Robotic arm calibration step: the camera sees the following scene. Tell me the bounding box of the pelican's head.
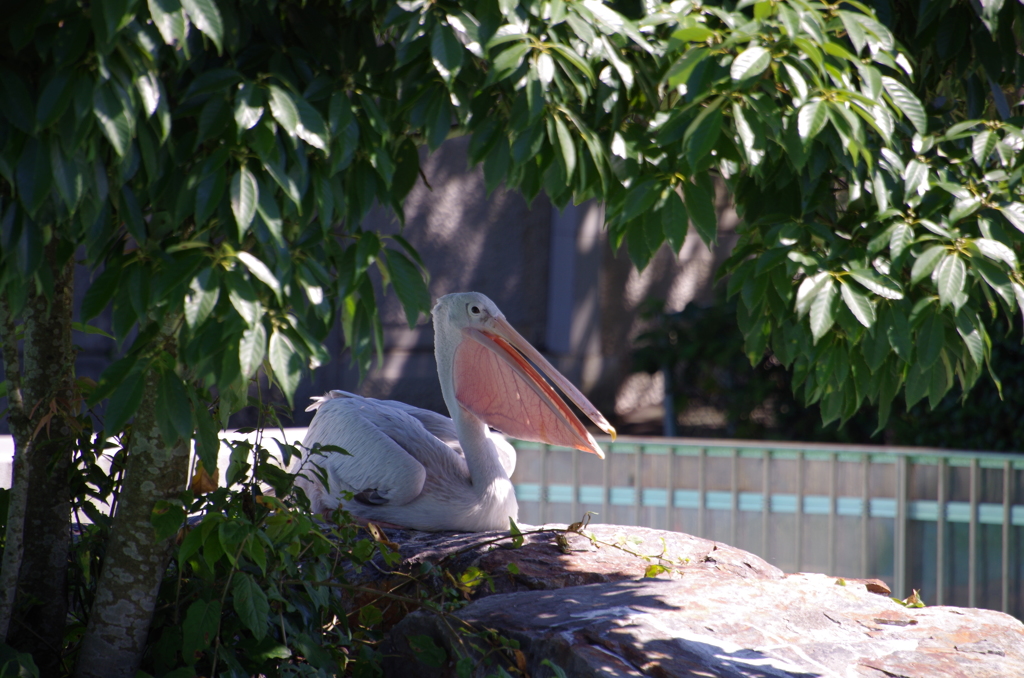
[432,291,616,456]
[433,292,504,334]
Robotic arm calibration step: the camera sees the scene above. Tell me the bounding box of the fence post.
[828,452,837,577]
[969,457,979,609]
[1002,459,1011,614]
[895,455,908,600]
[762,449,770,560]
[861,454,870,579]
[634,444,643,526]
[730,449,739,548]
[698,448,707,539]
[540,444,549,525]
[571,448,579,524]
[795,451,804,572]
[666,446,676,532]
[936,457,947,606]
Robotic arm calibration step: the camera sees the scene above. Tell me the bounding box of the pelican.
[290,292,615,532]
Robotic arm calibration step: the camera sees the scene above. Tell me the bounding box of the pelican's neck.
[451,405,510,486]
[435,316,510,489]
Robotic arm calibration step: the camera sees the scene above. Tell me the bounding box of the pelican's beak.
[452,315,616,458]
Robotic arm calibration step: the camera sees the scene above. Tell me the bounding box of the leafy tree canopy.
[1,0,1021,438]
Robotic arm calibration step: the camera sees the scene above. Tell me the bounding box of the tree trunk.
[74,332,190,678]
[0,242,76,678]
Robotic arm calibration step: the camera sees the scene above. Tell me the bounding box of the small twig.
[209,538,249,677]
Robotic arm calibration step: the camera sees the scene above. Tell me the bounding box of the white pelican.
[290,292,615,531]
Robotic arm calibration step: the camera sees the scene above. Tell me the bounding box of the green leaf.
[255,176,284,246]
[237,251,282,304]
[848,269,904,300]
[681,178,716,247]
[231,167,259,238]
[549,43,595,84]
[294,96,329,151]
[881,76,927,134]
[151,500,186,542]
[182,599,221,663]
[541,659,570,678]
[620,178,659,223]
[798,101,828,141]
[955,311,984,366]
[795,272,829,319]
[37,71,74,128]
[553,116,576,179]
[227,274,262,327]
[809,279,837,342]
[885,305,913,363]
[730,46,770,81]
[667,47,709,87]
[267,85,299,138]
[238,321,267,380]
[998,203,1024,234]
[149,0,187,46]
[974,238,1017,268]
[71,322,115,340]
[268,330,302,407]
[15,137,53,217]
[233,82,264,130]
[948,197,981,224]
[82,265,124,320]
[105,370,145,434]
[93,82,133,157]
[661,190,688,252]
[184,270,219,330]
[972,130,996,167]
[194,167,226,225]
[431,24,464,85]
[0,70,35,133]
[905,359,929,409]
[672,26,715,43]
[233,573,270,640]
[840,281,876,328]
[509,517,524,548]
[492,42,530,80]
[157,371,193,442]
[910,245,946,284]
[683,100,723,168]
[918,311,944,369]
[903,160,929,198]
[384,250,430,328]
[934,254,965,308]
[862,324,890,373]
[889,223,913,260]
[181,0,224,53]
[407,635,447,668]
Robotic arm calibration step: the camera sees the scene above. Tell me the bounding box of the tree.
[1,0,1022,675]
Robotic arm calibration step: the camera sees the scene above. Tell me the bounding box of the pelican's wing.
[294,397,437,512]
[310,390,459,444]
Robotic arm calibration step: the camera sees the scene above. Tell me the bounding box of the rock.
[365,524,1024,677]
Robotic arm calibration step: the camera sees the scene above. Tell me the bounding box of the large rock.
[363,524,1024,677]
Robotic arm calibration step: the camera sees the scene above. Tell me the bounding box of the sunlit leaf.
[231,167,259,238]
[730,46,770,81]
[881,76,927,134]
[181,0,224,53]
[809,279,837,341]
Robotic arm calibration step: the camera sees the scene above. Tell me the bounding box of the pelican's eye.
[469,304,481,315]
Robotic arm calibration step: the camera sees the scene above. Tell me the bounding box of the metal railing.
[509,436,1024,618]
